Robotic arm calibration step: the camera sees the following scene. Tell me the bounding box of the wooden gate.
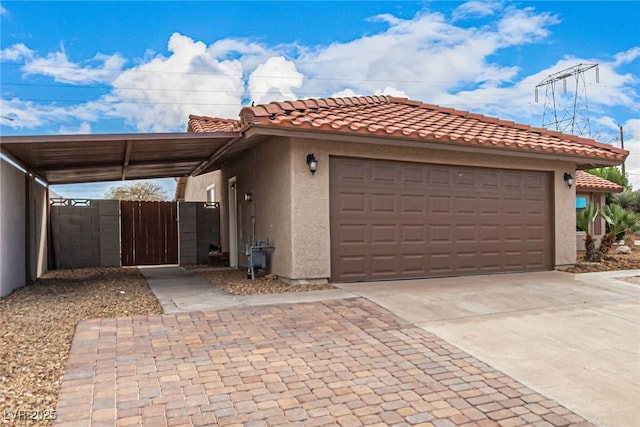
[121,201,178,266]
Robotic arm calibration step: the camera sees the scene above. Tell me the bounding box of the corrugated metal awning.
[0,132,239,184]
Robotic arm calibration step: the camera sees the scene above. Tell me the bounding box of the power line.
[0,61,481,84]
[0,95,538,108]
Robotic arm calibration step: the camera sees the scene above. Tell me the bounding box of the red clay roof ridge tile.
[188,115,239,133]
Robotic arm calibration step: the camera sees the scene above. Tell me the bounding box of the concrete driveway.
[336,270,640,427]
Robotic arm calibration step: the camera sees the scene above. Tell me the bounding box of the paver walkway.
[55,298,593,426]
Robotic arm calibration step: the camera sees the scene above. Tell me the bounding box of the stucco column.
[289,143,331,281]
[555,167,577,266]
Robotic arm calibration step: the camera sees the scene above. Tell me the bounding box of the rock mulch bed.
[562,250,640,273]
[0,267,162,426]
[193,267,336,295]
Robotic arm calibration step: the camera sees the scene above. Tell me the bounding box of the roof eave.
[242,125,626,168]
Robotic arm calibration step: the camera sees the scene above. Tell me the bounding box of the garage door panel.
[334,191,367,213]
[402,254,428,274]
[428,169,452,186]
[372,193,397,213]
[330,157,552,281]
[401,194,426,214]
[401,166,426,185]
[429,195,452,214]
[478,171,501,189]
[454,196,477,214]
[335,223,367,245]
[454,170,475,187]
[371,164,397,184]
[371,224,396,243]
[525,174,545,190]
[401,225,426,243]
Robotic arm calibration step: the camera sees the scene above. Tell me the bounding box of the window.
[206,185,215,203]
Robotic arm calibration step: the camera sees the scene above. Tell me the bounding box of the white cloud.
[613,47,640,66]
[0,43,34,61]
[248,56,303,105]
[58,121,91,134]
[452,1,502,21]
[104,33,245,132]
[0,5,8,16]
[0,93,105,131]
[22,49,126,84]
[207,38,282,72]
[496,7,559,45]
[294,6,559,104]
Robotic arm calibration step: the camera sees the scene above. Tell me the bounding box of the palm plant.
[611,190,640,213]
[597,204,640,261]
[576,204,600,261]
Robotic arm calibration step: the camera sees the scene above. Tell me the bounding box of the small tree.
[597,204,640,260]
[611,190,640,213]
[576,204,599,261]
[105,182,167,201]
[586,166,630,190]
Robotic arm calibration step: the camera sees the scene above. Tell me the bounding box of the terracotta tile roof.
[575,170,624,193]
[237,95,627,164]
[188,115,239,133]
[187,95,627,166]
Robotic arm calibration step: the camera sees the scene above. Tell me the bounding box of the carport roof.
[0,132,239,184]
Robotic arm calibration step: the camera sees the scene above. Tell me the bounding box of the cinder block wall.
[51,203,100,268]
[196,203,221,264]
[98,201,120,266]
[51,200,120,269]
[178,202,197,265]
[178,202,221,265]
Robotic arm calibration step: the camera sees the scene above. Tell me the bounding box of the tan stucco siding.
[219,139,293,275]
[183,171,223,202]
[290,141,332,279]
[289,136,577,277]
[253,138,293,277]
[221,151,254,267]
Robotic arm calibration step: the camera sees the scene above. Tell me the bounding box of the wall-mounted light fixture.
[244,192,252,202]
[563,172,574,188]
[306,153,318,175]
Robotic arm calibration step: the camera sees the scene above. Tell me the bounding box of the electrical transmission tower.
[535,63,599,138]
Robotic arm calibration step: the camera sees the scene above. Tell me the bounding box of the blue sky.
[1,1,639,197]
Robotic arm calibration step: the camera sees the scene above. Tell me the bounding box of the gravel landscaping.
[193,267,336,295]
[0,267,162,425]
[562,249,640,273]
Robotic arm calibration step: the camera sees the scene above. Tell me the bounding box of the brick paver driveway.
[56,298,593,426]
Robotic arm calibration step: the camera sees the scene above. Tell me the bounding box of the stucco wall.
[0,159,26,297]
[253,138,293,277]
[288,136,577,278]
[29,178,49,280]
[183,171,223,202]
[219,139,293,275]
[219,150,254,267]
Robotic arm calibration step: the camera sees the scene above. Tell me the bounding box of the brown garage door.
[330,157,553,282]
